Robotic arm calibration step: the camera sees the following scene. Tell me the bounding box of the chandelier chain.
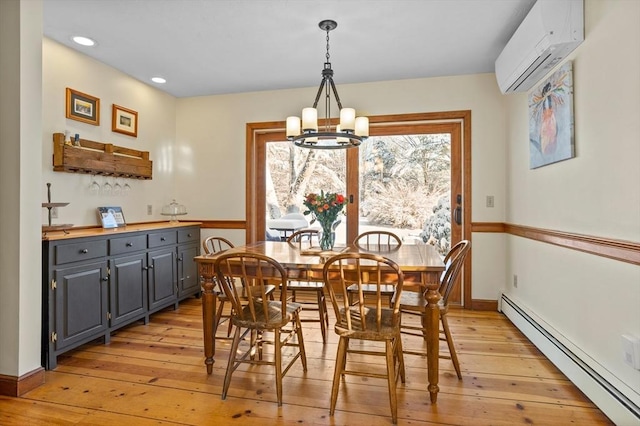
[326,28,331,63]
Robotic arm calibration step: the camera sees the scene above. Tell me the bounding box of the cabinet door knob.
[178,257,183,262]
[102,277,108,281]
[148,264,154,269]
[187,233,192,238]
[126,242,133,247]
[143,266,149,271]
[80,249,89,254]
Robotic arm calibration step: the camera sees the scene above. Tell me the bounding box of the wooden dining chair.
[323,252,405,424]
[394,240,471,379]
[285,229,330,343]
[202,235,234,255]
[202,236,275,340]
[201,236,237,338]
[214,252,307,406]
[353,230,403,251]
[347,230,403,305]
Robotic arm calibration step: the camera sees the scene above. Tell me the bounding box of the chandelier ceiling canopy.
[286,20,369,149]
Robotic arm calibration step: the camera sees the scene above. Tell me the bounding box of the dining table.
[194,240,446,403]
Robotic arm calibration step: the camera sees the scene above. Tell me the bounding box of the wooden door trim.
[247,110,473,307]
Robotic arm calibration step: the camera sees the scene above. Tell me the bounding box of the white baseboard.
[499,293,640,426]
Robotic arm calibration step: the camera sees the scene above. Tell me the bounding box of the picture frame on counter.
[66,88,100,126]
[97,206,126,229]
[112,104,138,137]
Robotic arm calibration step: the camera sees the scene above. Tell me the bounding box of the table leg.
[199,263,217,374]
[425,284,440,403]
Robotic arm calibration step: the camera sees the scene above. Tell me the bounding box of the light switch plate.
[621,334,640,369]
[486,195,494,208]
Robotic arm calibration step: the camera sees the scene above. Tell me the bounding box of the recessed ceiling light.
[151,77,167,84]
[72,36,96,47]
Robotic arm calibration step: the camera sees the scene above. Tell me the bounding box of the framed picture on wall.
[65,88,100,126]
[112,104,138,137]
[528,61,575,169]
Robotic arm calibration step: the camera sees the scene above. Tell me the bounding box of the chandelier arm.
[328,78,343,110]
[312,78,327,109]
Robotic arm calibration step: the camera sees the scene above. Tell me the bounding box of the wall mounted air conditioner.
[495,0,584,94]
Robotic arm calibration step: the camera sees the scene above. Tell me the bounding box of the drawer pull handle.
[126,242,133,247]
[80,249,89,254]
[160,237,166,241]
[187,233,192,238]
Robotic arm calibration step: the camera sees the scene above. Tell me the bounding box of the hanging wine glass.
[89,174,100,195]
[123,180,131,195]
[102,177,112,196]
[113,178,122,196]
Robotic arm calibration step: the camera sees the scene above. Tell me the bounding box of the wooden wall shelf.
[52,133,152,179]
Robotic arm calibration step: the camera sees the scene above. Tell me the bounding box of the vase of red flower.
[303,191,346,251]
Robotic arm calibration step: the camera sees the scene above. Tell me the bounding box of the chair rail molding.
[472,222,640,265]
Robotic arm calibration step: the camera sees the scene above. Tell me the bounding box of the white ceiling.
[42,0,536,98]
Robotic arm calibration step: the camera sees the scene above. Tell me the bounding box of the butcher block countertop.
[42,221,202,241]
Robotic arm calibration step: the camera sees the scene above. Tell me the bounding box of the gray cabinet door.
[148,248,176,311]
[53,261,108,351]
[109,253,147,327]
[177,244,199,297]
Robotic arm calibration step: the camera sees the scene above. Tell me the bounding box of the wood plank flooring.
[1,297,614,425]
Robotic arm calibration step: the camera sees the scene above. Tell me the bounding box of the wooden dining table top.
[194,240,445,278]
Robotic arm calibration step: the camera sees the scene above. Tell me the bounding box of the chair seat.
[334,307,400,340]
[393,290,445,310]
[233,301,302,329]
[287,280,324,290]
[347,283,395,295]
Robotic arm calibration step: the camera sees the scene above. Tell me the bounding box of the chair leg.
[330,336,348,416]
[394,335,406,384]
[294,312,308,371]
[221,325,242,400]
[274,327,283,406]
[385,339,398,424]
[214,299,224,333]
[317,289,327,343]
[441,312,462,379]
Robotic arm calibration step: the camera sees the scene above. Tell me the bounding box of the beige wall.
[42,38,178,226]
[503,0,640,409]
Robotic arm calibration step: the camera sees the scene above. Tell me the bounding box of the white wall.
[503,0,640,409]
[175,73,509,298]
[42,38,178,226]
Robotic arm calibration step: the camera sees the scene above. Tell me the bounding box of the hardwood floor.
[1,297,613,425]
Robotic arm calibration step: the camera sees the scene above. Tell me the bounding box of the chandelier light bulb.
[339,108,356,132]
[286,116,301,138]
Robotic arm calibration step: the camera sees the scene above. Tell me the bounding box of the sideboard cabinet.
[42,222,200,369]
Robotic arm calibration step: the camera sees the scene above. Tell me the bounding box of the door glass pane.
[359,134,451,252]
[266,142,346,243]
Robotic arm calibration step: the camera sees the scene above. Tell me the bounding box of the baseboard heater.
[500,294,640,425]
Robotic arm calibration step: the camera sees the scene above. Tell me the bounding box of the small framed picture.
[66,88,100,125]
[97,206,126,229]
[112,104,138,137]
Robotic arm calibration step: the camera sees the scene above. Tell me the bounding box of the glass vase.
[319,221,336,251]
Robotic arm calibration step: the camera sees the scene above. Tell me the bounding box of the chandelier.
[286,20,369,149]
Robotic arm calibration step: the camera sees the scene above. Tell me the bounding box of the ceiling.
[42,0,536,98]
